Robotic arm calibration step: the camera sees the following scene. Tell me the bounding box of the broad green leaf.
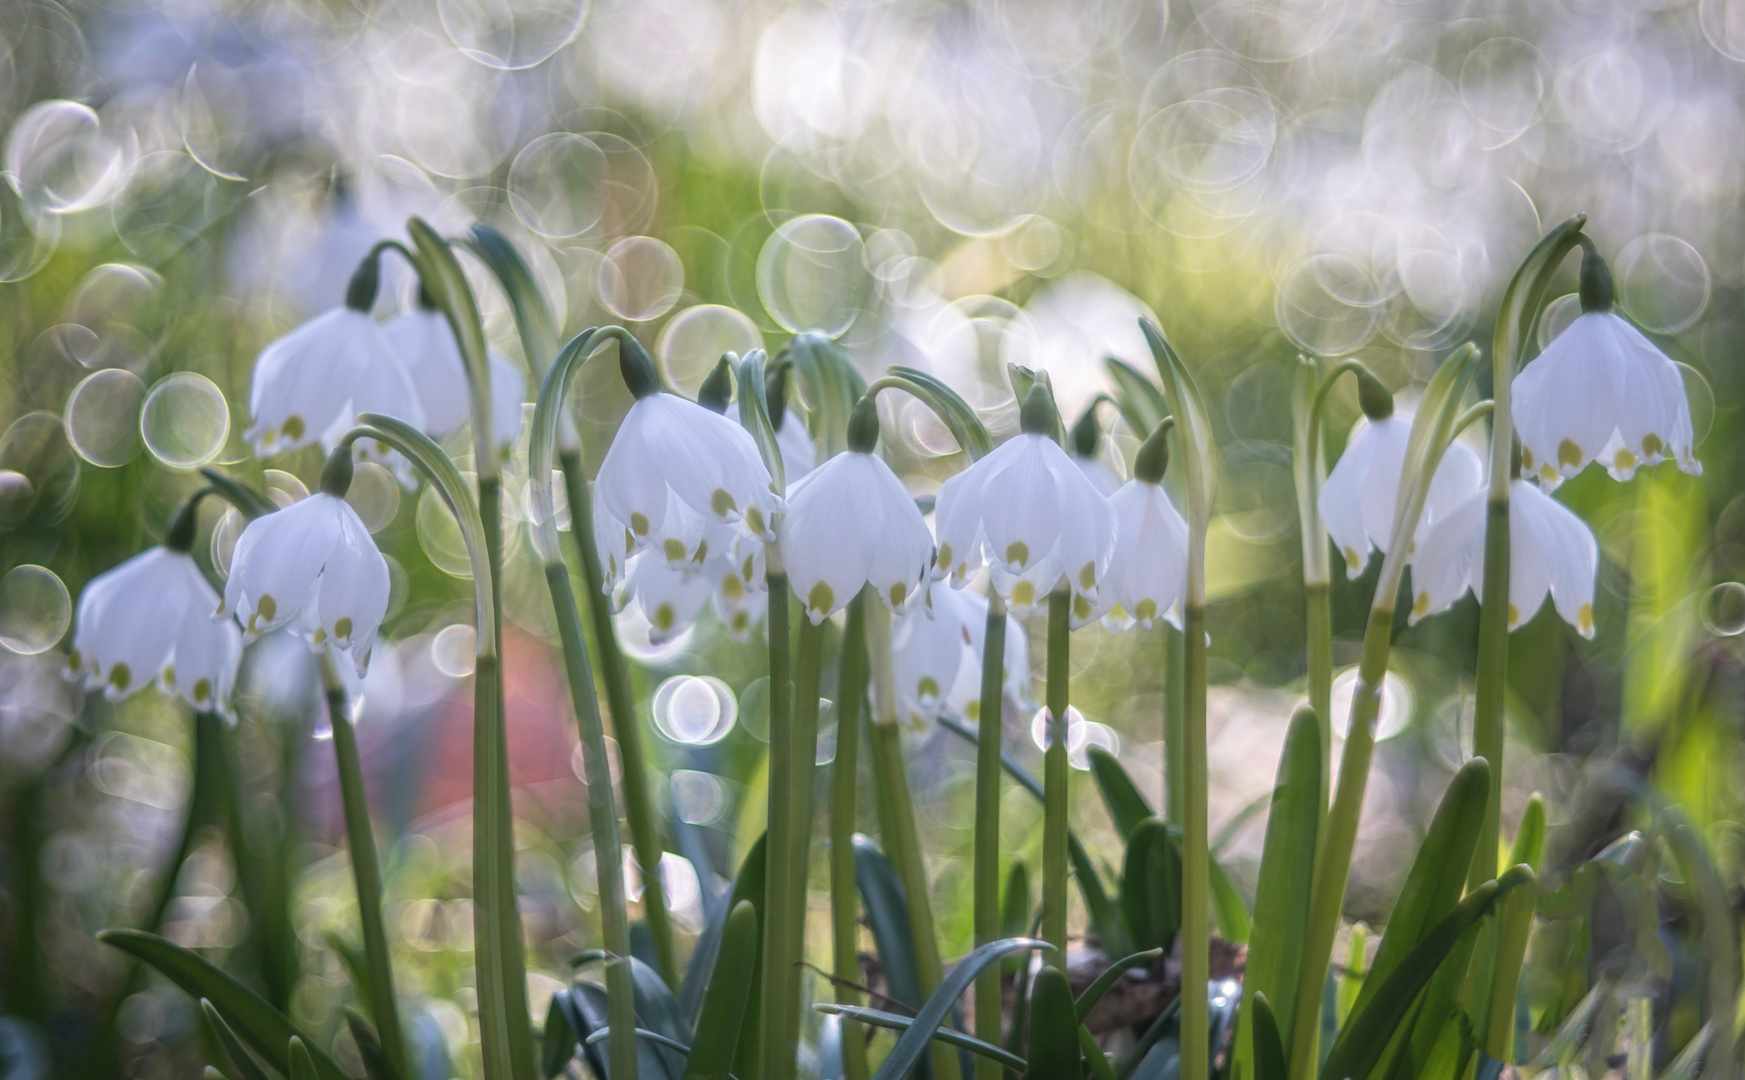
[1251,994,1288,1080]
[572,952,693,1045]
[1121,818,1181,954]
[1321,866,1534,1080]
[852,836,925,1011]
[680,835,764,1020]
[1208,855,1251,945]
[1080,1026,1117,1080]
[814,1005,1027,1072]
[564,980,686,1079]
[1000,860,1031,976]
[1352,758,1490,1021]
[99,930,347,1080]
[1076,949,1163,1022]
[724,836,768,1080]
[684,900,758,1080]
[1088,746,1154,841]
[1508,793,1545,871]
[542,991,581,1079]
[344,1010,401,1080]
[288,1037,318,1080]
[200,1000,270,1080]
[869,938,1048,1080]
[585,1028,698,1059]
[1020,966,1081,1080]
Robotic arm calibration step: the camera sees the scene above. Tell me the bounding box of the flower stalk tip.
[846,394,880,453]
[616,330,663,399]
[1356,368,1394,421]
[697,356,734,413]
[163,491,205,554]
[1578,236,1614,313]
[320,442,356,497]
[1019,380,1057,437]
[344,248,382,313]
[1133,419,1173,485]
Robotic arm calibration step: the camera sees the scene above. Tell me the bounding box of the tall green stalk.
[760,562,798,1080]
[863,600,961,1080]
[1164,625,1185,825]
[1469,215,1588,891]
[973,592,1008,1074]
[1042,590,1072,958]
[320,656,408,1078]
[832,592,871,1080]
[1292,356,1333,808]
[780,617,828,1076]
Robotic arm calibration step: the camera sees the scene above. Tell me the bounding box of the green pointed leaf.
[1508,793,1545,871]
[542,991,581,1079]
[813,1004,1027,1072]
[1208,854,1251,945]
[878,366,994,460]
[1252,994,1288,1080]
[1020,966,1081,1080]
[1000,860,1031,975]
[345,1009,401,1080]
[680,835,765,1020]
[1088,746,1154,841]
[1352,758,1490,1021]
[287,1037,318,1080]
[586,1028,698,1059]
[464,223,560,379]
[200,1000,271,1080]
[1140,320,1216,528]
[1076,948,1163,1022]
[1238,708,1320,1072]
[853,836,925,1010]
[868,938,1048,1080]
[100,930,347,1080]
[1080,1025,1117,1080]
[724,836,768,1080]
[1321,866,1535,1080]
[684,900,758,1080]
[1104,357,1168,437]
[1121,818,1181,954]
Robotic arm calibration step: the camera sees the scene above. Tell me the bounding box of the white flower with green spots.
[1318,413,1484,579]
[782,446,935,624]
[891,585,1032,725]
[246,307,425,459]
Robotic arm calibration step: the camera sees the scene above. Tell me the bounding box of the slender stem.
[1181,601,1210,1080]
[784,620,827,1066]
[761,568,798,1080]
[1286,605,1394,1080]
[1294,357,1334,816]
[321,658,408,1078]
[974,592,1009,1073]
[832,592,871,1080]
[1469,495,1510,890]
[1304,580,1333,794]
[1164,624,1185,825]
[543,560,638,1080]
[560,448,678,985]
[1043,590,1071,958]
[1454,400,1494,438]
[863,601,961,1080]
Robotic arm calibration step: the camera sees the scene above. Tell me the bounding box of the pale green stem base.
[1305,579,1333,840]
[761,573,798,1080]
[832,593,871,1080]
[323,660,409,1079]
[1043,590,1071,958]
[1181,602,1209,1080]
[974,592,1008,1075]
[1469,496,1510,891]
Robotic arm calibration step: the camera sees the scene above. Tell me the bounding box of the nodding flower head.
[1094,473,1189,631]
[218,491,390,676]
[932,426,1117,618]
[67,546,242,715]
[382,301,527,447]
[890,585,1032,726]
[1408,478,1599,639]
[592,392,784,588]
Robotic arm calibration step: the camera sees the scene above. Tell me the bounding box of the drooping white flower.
[1319,413,1485,578]
[619,519,767,645]
[245,293,425,458]
[1407,479,1599,638]
[781,412,935,623]
[772,412,816,483]
[1099,477,1189,630]
[891,585,1032,725]
[219,492,390,675]
[933,396,1117,617]
[593,391,783,589]
[381,306,527,446]
[1514,312,1701,489]
[67,547,241,713]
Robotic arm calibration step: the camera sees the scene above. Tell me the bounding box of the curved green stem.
[973,591,1008,1076]
[1042,590,1071,959]
[832,593,871,1080]
[406,217,498,479]
[320,656,408,1080]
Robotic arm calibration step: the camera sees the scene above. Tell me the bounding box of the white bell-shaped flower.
[245,256,425,458]
[593,348,783,588]
[933,389,1117,617]
[219,469,390,675]
[891,584,1032,725]
[1319,419,1485,580]
[782,403,935,623]
[773,412,816,483]
[1408,478,1599,638]
[1096,424,1190,629]
[67,545,242,713]
[382,305,527,446]
[1513,248,1701,489]
[619,519,767,644]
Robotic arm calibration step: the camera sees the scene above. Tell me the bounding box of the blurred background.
[2,0,1744,1075]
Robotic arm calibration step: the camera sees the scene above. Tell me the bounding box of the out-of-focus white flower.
[593,392,783,588]
[773,412,816,483]
[67,547,241,713]
[382,305,527,446]
[782,421,934,622]
[1319,414,1485,578]
[619,519,767,645]
[891,585,1031,725]
[1514,311,1701,489]
[219,493,390,675]
[1098,476,1189,630]
[245,299,425,459]
[1073,453,1122,497]
[933,400,1116,616]
[1408,479,1599,638]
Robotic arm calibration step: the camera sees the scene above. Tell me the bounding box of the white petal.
[1407,489,1485,625]
[932,452,995,584]
[1512,312,1627,483]
[1048,445,1118,603]
[384,310,470,437]
[774,413,816,484]
[981,436,1062,575]
[629,553,713,644]
[314,499,391,671]
[863,457,936,614]
[223,495,343,639]
[783,454,880,621]
[1514,480,1598,637]
[72,548,188,697]
[1356,418,1413,557]
[1108,480,1188,628]
[1319,418,1381,578]
[247,309,407,456]
[490,352,527,446]
[169,555,242,712]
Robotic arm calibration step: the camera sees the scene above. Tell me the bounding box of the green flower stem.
[319,656,408,1079]
[1042,589,1071,958]
[1180,599,1210,1080]
[832,592,872,1080]
[346,416,532,1080]
[543,559,638,1080]
[863,600,960,1080]
[779,617,828,1077]
[1164,625,1186,825]
[1285,605,1393,1080]
[973,591,1008,1075]
[761,564,798,1080]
